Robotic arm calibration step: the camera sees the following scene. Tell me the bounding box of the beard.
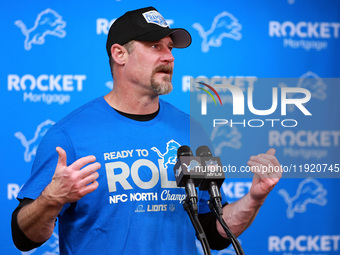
[150,65,173,95]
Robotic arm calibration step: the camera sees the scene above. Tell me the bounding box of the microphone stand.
[182,179,211,255]
[207,182,245,255]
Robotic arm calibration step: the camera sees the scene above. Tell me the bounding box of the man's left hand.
[247,148,282,204]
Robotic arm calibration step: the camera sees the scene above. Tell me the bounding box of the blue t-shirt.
[18,97,227,255]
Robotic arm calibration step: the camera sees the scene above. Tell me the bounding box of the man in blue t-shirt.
[12,6,282,255]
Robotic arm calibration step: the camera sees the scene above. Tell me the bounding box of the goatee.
[151,65,173,95]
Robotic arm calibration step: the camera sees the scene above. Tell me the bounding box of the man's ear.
[110,44,128,65]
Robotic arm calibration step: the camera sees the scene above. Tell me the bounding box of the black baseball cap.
[106,7,192,57]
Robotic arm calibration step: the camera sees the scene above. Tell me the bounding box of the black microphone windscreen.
[177,145,193,157]
[196,145,212,157]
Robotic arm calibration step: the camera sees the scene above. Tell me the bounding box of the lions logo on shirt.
[151,139,181,169]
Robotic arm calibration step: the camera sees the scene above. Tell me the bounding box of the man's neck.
[113,107,160,121]
[104,88,159,115]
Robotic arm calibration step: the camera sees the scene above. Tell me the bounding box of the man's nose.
[160,48,175,63]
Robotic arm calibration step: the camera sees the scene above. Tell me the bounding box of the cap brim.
[134,28,192,48]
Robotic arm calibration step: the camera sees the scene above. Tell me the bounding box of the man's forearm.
[217,192,263,239]
[17,191,64,243]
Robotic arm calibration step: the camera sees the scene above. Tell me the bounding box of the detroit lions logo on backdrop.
[279,71,326,112]
[15,119,55,162]
[278,178,327,219]
[15,8,66,50]
[193,11,242,53]
[297,71,327,100]
[211,124,242,156]
[151,140,181,169]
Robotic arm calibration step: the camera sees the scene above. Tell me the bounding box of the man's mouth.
[153,65,173,75]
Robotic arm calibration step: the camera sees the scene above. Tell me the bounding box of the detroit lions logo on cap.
[142,10,168,27]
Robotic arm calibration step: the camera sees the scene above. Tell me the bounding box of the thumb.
[56,147,67,167]
[266,148,276,156]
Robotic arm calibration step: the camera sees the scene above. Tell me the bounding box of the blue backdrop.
[2,0,339,254]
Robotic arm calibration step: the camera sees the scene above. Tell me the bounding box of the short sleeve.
[17,125,76,216]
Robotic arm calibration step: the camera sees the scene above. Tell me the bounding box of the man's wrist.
[39,185,65,210]
[246,192,266,209]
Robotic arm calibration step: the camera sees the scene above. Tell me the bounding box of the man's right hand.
[42,147,101,206]
[16,147,101,244]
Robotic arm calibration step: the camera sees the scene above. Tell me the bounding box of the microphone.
[196,145,225,215]
[173,145,205,214]
[196,146,245,255]
[174,145,212,255]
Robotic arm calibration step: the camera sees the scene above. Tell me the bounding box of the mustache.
[153,65,173,75]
